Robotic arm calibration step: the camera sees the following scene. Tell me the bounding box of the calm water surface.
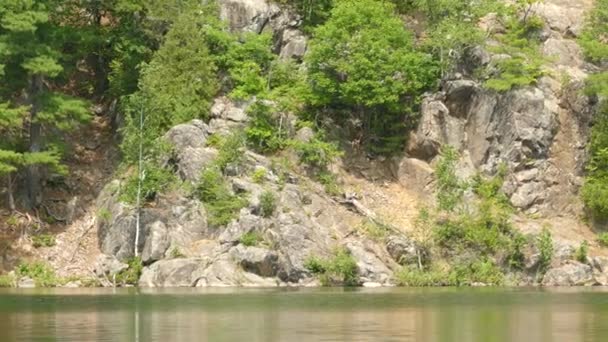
[0,287,608,341]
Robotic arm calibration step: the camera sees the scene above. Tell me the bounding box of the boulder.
[218,0,279,33]
[139,259,204,287]
[93,254,128,277]
[346,241,392,284]
[141,221,170,264]
[230,245,280,277]
[279,29,307,60]
[397,158,435,195]
[542,261,594,286]
[385,235,419,265]
[17,277,35,288]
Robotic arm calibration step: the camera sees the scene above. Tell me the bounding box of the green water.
[1,287,608,341]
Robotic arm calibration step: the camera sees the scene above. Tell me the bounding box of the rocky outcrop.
[542,261,595,286]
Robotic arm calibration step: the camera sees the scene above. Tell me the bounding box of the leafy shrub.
[449,259,504,286]
[304,248,359,286]
[195,168,248,226]
[97,208,112,223]
[16,262,58,287]
[506,232,527,270]
[115,256,143,285]
[598,233,608,247]
[251,168,267,184]
[582,106,608,219]
[394,267,451,287]
[245,102,288,153]
[259,190,276,218]
[239,232,263,247]
[435,146,465,212]
[215,132,246,172]
[485,14,546,91]
[574,241,589,263]
[119,163,176,204]
[0,274,14,288]
[537,227,554,274]
[293,133,342,170]
[317,171,342,196]
[32,234,56,248]
[578,0,608,64]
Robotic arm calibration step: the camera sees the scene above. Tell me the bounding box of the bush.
[259,190,276,218]
[395,267,451,287]
[598,233,608,247]
[215,132,246,172]
[304,248,359,286]
[251,168,267,184]
[0,274,14,288]
[32,234,56,248]
[537,227,554,273]
[239,231,263,247]
[582,106,608,219]
[16,262,58,287]
[245,102,288,153]
[435,146,465,212]
[115,257,143,285]
[578,0,608,64]
[119,163,176,204]
[293,133,342,170]
[449,259,505,286]
[195,168,248,226]
[574,241,589,263]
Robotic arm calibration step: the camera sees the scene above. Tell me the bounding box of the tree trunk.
[7,173,15,212]
[25,75,44,209]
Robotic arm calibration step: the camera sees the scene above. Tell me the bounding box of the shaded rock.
[385,235,418,265]
[230,245,280,277]
[219,0,278,33]
[295,127,315,144]
[164,120,208,150]
[542,261,594,286]
[164,120,217,182]
[141,221,170,264]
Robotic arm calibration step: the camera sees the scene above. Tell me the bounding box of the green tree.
[306,0,437,153]
[0,0,90,208]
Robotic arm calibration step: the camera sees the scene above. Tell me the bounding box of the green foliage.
[582,105,608,220]
[395,258,504,286]
[215,132,246,172]
[293,133,342,170]
[169,247,185,259]
[598,233,608,247]
[395,267,450,287]
[485,13,546,91]
[97,208,112,223]
[537,227,554,274]
[119,163,176,204]
[259,190,277,218]
[435,146,465,212]
[195,167,247,227]
[578,0,608,64]
[239,231,263,247]
[506,232,527,270]
[245,102,288,153]
[317,171,342,196]
[115,256,143,285]
[0,274,14,288]
[305,0,437,154]
[358,220,391,241]
[251,168,267,184]
[16,262,57,287]
[449,258,505,286]
[304,248,359,286]
[275,0,334,30]
[31,234,56,248]
[574,241,589,263]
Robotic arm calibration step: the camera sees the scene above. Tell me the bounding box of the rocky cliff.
[13,0,608,288]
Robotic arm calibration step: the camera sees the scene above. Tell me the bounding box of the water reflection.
[1,288,608,342]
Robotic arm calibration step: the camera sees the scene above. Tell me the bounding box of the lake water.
[1,287,608,341]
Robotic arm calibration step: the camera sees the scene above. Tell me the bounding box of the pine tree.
[0,1,90,208]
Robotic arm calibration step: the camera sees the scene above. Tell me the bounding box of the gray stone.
[295,127,315,144]
[230,245,280,277]
[346,241,391,284]
[141,221,170,264]
[17,277,35,288]
[542,262,594,286]
[139,259,204,287]
[385,235,419,265]
[93,254,129,277]
[279,29,307,60]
